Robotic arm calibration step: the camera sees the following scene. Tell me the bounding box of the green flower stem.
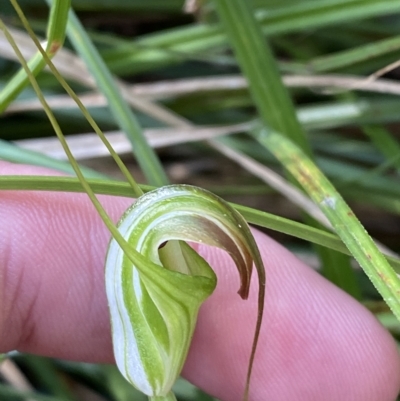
[149,392,177,401]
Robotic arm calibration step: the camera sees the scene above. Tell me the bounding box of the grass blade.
[1,174,400,274]
[256,127,400,319]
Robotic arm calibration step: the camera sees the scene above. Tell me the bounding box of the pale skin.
[0,161,400,401]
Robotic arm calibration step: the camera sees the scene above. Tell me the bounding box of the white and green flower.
[105,185,265,401]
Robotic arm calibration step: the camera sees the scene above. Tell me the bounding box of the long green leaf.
[255,127,400,320]
[1,175,400,273]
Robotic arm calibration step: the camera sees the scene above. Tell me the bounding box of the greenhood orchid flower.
[105,185,265,401]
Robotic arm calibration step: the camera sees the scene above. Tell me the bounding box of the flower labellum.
[105,185,265,401]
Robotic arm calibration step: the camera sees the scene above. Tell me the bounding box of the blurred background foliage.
[1,0,400,400]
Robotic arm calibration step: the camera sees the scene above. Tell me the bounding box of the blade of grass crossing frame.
[46,0,169,187]
[0,0,70,113]
[255,127,400,320]
[213,0,360,299]
[1,174,400,274]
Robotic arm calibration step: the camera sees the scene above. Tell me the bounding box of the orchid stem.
[149,391,177,401]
